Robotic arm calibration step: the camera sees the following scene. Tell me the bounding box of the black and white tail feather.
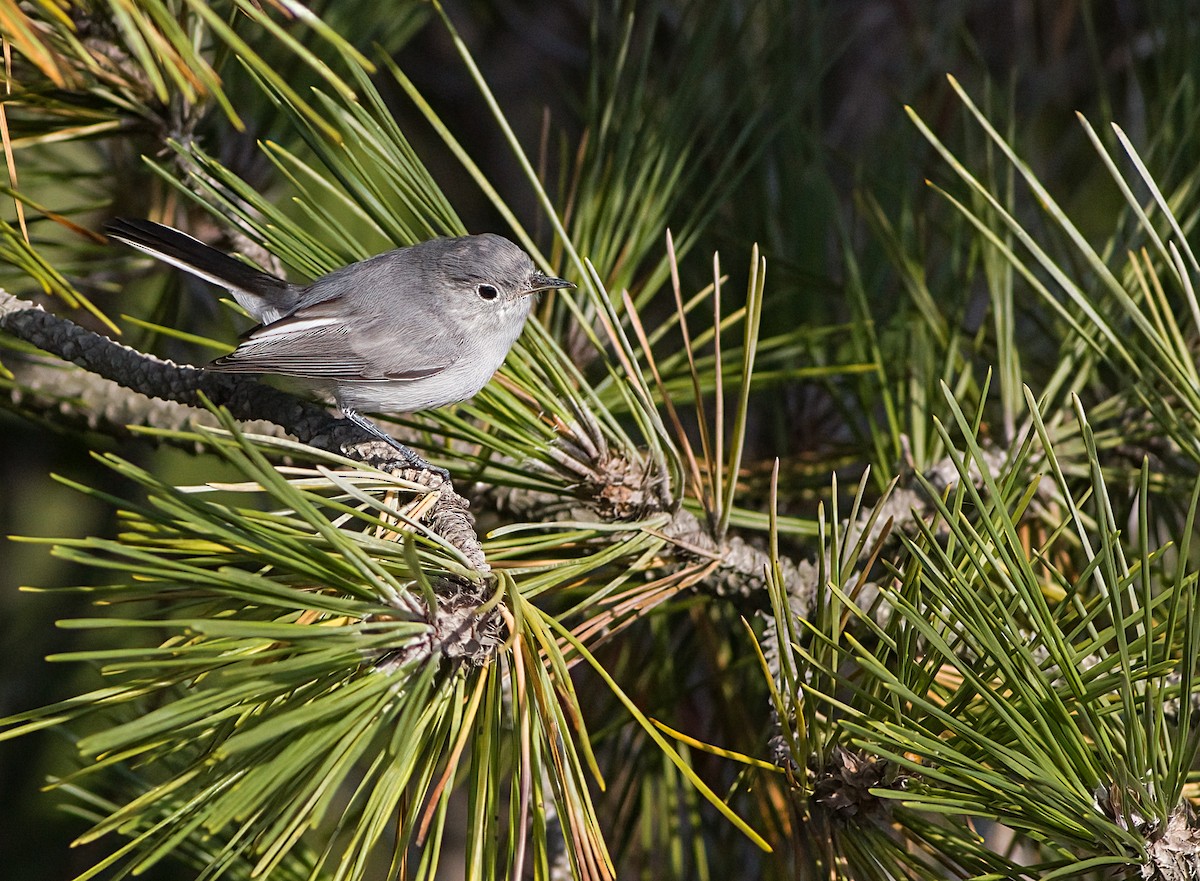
[105,218,299,323]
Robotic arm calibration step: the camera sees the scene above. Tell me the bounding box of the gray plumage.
[106,219,573,419]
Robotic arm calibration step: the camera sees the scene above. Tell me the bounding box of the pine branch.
[0,290,487,572]
[483,475,815,605]
[3,352,288,439]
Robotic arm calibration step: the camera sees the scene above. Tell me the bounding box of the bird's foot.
[340,408,450,482]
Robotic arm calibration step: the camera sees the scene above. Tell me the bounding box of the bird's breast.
[333,305,529,414]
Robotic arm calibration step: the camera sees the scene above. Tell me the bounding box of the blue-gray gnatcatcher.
[106,219,574,468]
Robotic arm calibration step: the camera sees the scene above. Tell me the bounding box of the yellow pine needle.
[650,719,782,772]
[547,613,772,852]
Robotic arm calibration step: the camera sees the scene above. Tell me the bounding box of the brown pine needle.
[621,288,708,509]
[566,561,718,661]
[667,230,719,519]
[416,665,490,844]
[0,4,67,88]
[1,38,28,244]
[511,619,532,881]
[712,250,725,526]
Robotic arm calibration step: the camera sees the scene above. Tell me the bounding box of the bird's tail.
[105,218,299,323]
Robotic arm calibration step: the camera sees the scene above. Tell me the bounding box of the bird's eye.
[477,284,499,301]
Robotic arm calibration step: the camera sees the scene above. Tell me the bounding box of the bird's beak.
[526,273,575,295]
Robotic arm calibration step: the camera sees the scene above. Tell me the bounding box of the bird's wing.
[207,299,450,381]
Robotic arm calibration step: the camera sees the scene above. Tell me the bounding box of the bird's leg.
[340,408,450,481]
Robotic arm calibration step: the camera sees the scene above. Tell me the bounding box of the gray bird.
[106,219,574,468]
